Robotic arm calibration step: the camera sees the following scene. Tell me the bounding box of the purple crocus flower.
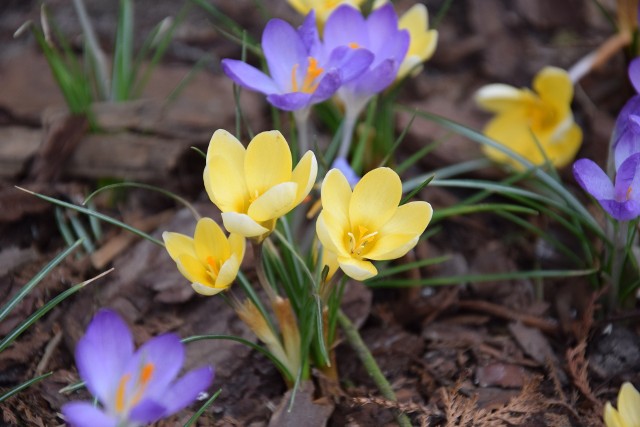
[323,4,409,158]
[573,153,640,221]
[62,310,213,427]
[221,11,373,112]
[612,58,640,167]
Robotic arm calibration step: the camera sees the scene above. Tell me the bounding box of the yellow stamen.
[347,226,379,257]
[115,374,131,413]
[131,362,155,407]
[348,42,360,49]
[290,57,324,94]
[627,186,633,200]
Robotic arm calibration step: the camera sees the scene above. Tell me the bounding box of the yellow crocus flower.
[395,3,438,80]
[204,129,317,241]
[605,382,640,427]
[287,0,365,26]
[316,167,432,280]
[475,66,582,170]
[163,217,245,296]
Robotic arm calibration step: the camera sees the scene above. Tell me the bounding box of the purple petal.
[75,310,133,404]
[352,59,397,95]
[323,5,368,52]
[161,366,215,415]
[298,11,320,58]
[221,59,279,95]
[614,111,640,169]
[614,153,640,201]
[62,402,117,427]
[126,333,184,397]
[572,159,614,200]
[310,70,342,103]
[600,199,640,221]
[326,46,374,83]
[267,92,313,111]
[331,157,360,186]
[366,4,405,65]
[629,58,640,94]
[129,399,168,424]
[263,19,307,91]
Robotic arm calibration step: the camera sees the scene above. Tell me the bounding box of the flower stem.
[294,109,310,156]
[338,111,358,159]
[337,310,412,427]
[609,221,628,310]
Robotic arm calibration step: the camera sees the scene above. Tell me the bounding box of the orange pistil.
[291,57,324,94]
[206,256,220,277]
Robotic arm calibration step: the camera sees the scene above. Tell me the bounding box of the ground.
[0,0,638,426]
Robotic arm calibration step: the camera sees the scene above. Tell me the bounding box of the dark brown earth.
[0,0,638,426]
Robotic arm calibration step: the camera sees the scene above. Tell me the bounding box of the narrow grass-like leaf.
[166,54,212,105]
[111,0,134,101]
[0,372,53,403]
[0,240,83,323]
[59,381,85,394]
[83,182,201,221]
[431,203,538,221]
[182,334,293,381]
[0,269,113,353]
[367,268,598,287]
[372,255,450,280]
[401,175,433,204]
[401,107,601,232]
[68,214,95,253]
[395,134,448,175]
[55,208,79,251]
[183,388,222,427]
[379,110,416,168]
[17,187,164,247]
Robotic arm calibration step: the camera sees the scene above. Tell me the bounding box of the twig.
[456,300,559,335]
[35,327,63,375]
[337,310,412,427]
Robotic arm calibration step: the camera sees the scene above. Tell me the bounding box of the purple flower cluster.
[573,58,640,221]
[222,5,408,114]
[62,310,213,427]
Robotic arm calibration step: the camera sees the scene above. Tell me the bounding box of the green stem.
[609,221,628,310]
[337,310,412,427]
[294,108,310,157]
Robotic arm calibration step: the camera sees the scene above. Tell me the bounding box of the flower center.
[348,42,360,49]
[206,256,221,279]
[115,362,155,414]
[291,57,324,94]
[347,225,378,258]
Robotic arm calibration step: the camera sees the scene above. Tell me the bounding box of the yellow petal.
[618,382,640,427]
[194,218,230,263]
[228,233,246,263]
[162,231,195,262]
[604,402,624,427]
[316,211,349,257]
[338,256,378,280]
[206,129,245,165]
[542,122,582,169]
[245,131,293,196]
[321,245,340,281]
[533,66,573,115]
[177,254,211,287]
[192,282,225,296]
[321,168,352,230]
[291,151,318,205]
[366,201,432,260]
[222,212,270,238]
[206,155,248,213]
[482,110,541,169]
[287,0,309,15]
[215,254,240,289]
[399,3,428,33]
[475,84,536,113]
[349,167,401,232]
[248,182,298,221]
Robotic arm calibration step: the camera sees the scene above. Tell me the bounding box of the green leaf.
[0,372,53,403]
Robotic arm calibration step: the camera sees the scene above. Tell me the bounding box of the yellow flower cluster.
[475,67,582,169]
[605,382,640,427]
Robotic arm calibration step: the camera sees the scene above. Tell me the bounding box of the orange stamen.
[131,362,155,407]
[290,57,324,94]
[348,42,360,49]
[115,373,131,413]
[627,186,633,200]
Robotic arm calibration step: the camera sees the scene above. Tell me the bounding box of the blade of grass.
[111,0,134,101]
[17,187,164,247]
[183,388,222,427]
[0,269,113,353]
[0,372,53,403]
[0,240,83,323]
[431,203,539,221]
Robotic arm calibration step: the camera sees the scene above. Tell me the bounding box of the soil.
[0,0,639,426]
